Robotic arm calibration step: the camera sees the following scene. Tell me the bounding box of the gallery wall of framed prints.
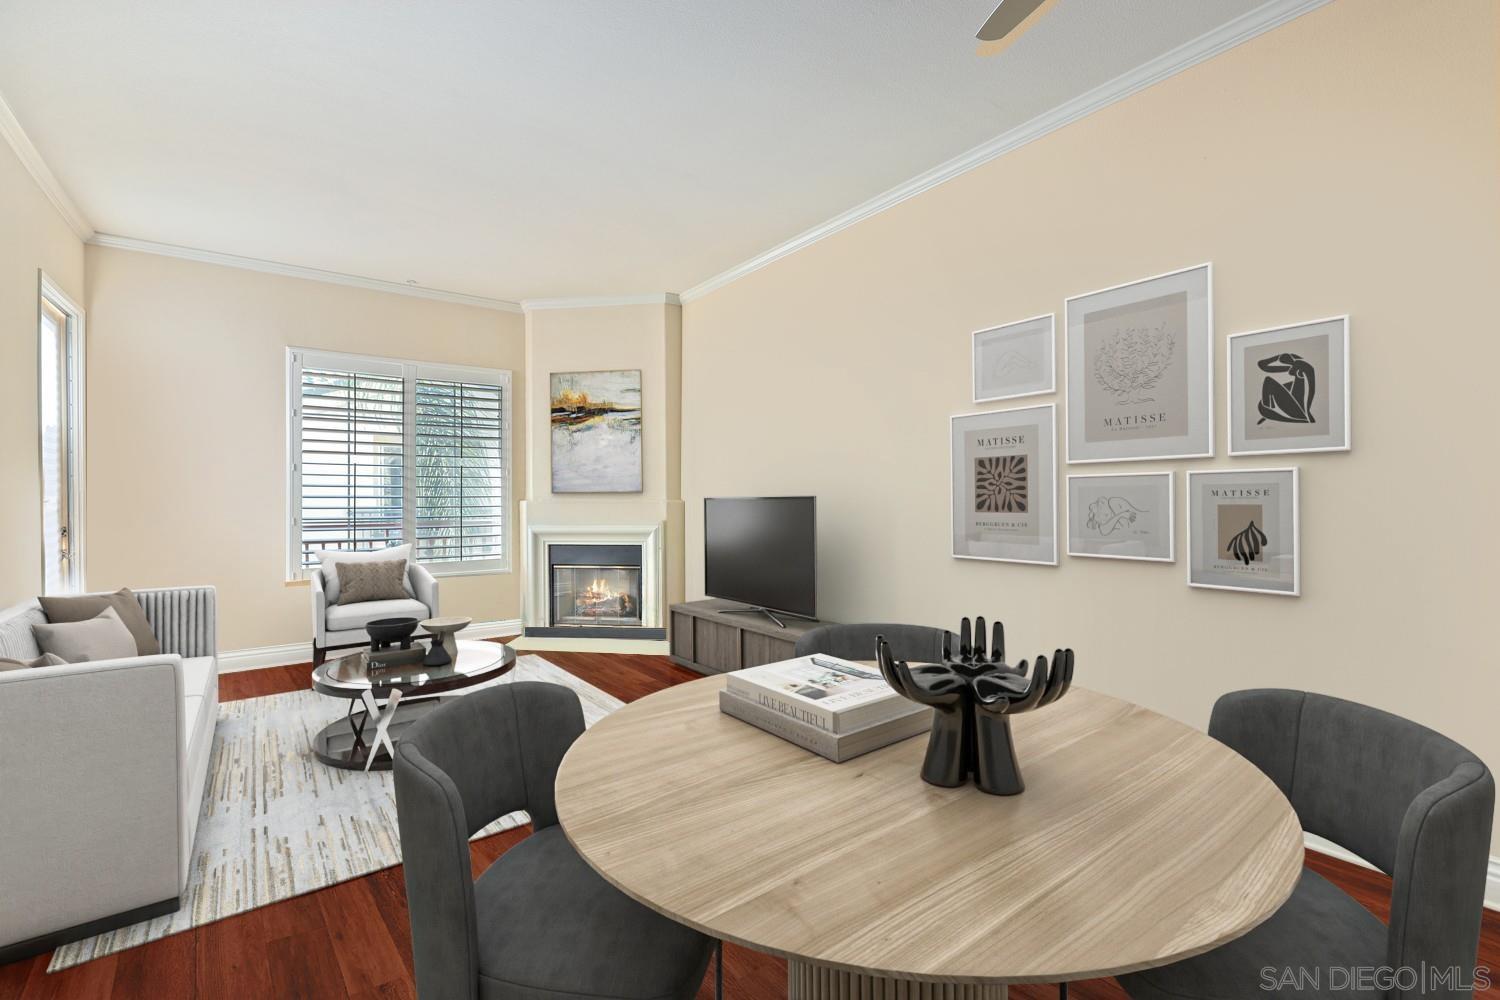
[953,258,1351,596]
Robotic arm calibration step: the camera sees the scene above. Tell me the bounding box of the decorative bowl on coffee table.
[420,616,471,667]
[367,616,420,650]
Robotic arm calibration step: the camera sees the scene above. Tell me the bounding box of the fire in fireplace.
[549,545,644,629]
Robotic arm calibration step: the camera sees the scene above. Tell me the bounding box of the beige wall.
[522,303,685,611]
[0,140,86,606]
[84,246,527,650]
[682,0,1500,850]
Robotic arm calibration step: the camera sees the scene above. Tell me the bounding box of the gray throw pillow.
[317,543,415,603]
[0,652,68,672]
[337,559,410,606]
[33,606,140,663]
[38,588,162,656]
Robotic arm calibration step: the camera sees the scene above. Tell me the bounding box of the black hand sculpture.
[877,618,1075,796]
[875,639,971,786]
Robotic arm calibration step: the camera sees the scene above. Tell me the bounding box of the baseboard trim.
[217,619,523,673]
[1305,833,1500,912]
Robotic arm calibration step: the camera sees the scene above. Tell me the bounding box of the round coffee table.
[311,639,516,771]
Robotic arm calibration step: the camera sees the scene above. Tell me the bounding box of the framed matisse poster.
[1187,468,1299,596]
[973,314,1054,402]
[1228,316,1350,456]
[950,404,1057,565]
[1066,472,1174,562]
[1065,263,1213,464]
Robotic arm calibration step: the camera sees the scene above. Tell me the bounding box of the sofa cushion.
[317,544,415,604]
[0,652,67,671]
[326,598,430,633]
[336,559,409,606]
[33,607,139,663]
[39,588,162,656]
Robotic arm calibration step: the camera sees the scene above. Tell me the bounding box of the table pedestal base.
[788,960,1006,1000]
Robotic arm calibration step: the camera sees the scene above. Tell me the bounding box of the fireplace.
[523,523,667,640]
[542,544,653,635]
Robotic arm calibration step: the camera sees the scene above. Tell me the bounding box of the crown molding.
[521,292,681,312]
[87,234,524,313]
[0,91,94,241]
[678,0,1331,304]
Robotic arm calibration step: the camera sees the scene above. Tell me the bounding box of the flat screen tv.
[704,496,816,620]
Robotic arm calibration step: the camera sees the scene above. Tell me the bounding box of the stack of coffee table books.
[718,654,931,762]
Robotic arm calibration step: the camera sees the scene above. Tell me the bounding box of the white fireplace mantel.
[523,522,665,631]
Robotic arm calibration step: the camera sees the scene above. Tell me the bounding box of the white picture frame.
[1066,472,1174,562]
[1065,263,1214,464]
[972,313,1055,403]
[950,404,1057,565]
[1187,467,1300,596]
[1227,316,1350,456]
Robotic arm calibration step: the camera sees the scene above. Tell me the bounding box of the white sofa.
[0,586,218,963]
[311,562,439,665]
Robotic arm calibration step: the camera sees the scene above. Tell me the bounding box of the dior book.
[718,687,931,763]
[722,654,924,733]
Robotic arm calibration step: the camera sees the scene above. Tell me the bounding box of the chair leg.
[313,645,326,667]
[1058,983,1067,999]
[715,939,723,1000]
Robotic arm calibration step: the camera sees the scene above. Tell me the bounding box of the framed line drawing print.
[1065,263,1213,464]
[1187,467,1299,596]
[973,314,1055,403]
[1228,316,1350,456]
[1066,472,1174,562]
[951,404,1057,565]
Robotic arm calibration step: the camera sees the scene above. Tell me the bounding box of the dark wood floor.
[3,644,1495,1000]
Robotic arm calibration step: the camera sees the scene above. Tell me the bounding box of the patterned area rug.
[48,654,622,971]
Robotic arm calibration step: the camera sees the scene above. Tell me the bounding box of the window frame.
[38,271,86,595]
[286,347,513,581]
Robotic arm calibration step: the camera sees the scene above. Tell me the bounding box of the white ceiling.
[0,1,1279,303]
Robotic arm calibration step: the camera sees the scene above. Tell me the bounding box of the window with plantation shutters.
[414,378,505,564]
[287,349,512,577]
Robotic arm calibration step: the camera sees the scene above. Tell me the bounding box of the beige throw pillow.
[317,543,415,603]
[32,607,140,663]
[337,559,410,606]
[38,588,161,656]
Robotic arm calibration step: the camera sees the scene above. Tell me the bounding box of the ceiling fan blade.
[976,0,1057,55]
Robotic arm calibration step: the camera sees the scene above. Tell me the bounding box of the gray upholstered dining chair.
[796,622,949,664]
[392,682,716,1000]
[1119,689,1494,1000]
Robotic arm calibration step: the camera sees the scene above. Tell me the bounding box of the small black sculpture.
[876,616,1074,795]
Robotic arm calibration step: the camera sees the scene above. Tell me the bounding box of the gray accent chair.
[0,586,219,963]
[393,682,715,1000]
[1119,689,1494,1000]
[311,561,439,665]
[796,622,950,664]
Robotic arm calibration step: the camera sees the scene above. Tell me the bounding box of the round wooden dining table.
[554,675,1303,1000]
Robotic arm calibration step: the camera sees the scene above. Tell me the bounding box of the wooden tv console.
[668,599,833,675]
